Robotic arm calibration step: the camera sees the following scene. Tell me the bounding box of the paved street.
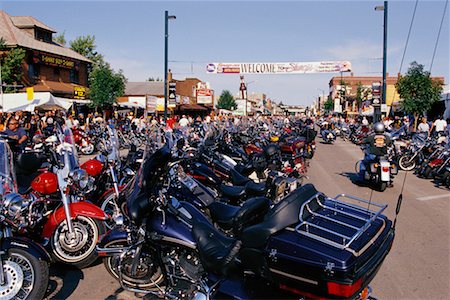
[46,139,450,300]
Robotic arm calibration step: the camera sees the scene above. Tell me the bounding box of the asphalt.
[46,139,449,300]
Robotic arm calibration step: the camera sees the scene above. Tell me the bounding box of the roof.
[125,82,164,96]
[179,104,208,111]
[11,16,56,33]
[0,10,91,63]
[21,80,88,95]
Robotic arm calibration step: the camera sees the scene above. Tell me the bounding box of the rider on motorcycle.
[357,122,393,182]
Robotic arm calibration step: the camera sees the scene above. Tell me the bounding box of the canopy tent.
[0,92,76,112]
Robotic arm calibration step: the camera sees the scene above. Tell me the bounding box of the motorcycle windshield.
[55,123,80,170]
[0,140,17,194]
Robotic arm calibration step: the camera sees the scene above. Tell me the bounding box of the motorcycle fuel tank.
[31,171,58,195]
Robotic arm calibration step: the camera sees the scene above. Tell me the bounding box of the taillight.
[382,166,389,172]
[327,278,363,298]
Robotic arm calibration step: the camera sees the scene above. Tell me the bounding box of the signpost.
[169,82,177,106]
[372,82,382,122]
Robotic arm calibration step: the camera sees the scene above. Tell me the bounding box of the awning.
[117,101,144,109]
[179,104,208,111]
[0,92,73,112]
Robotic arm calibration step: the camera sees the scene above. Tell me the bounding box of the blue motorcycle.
[97,142,400,299]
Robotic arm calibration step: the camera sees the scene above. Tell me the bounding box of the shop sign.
[197,89,213,104]
[146,96,157,113]
[74,86,86,99]
[33,51,77,69]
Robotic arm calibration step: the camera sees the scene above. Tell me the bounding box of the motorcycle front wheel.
[0,248,49,300]
[103,240,164,290]
[398,155,416,171]
[51,216,105,269]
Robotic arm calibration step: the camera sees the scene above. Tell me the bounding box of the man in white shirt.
[179,115,189,127]
[431,116,447,133]
[417,117,430,136]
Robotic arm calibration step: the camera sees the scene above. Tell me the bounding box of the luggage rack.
[294,192,387,250]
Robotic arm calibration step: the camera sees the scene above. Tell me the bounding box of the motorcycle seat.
[192,220,241,276]
[245,181,266,195]
[229,168,251,186]
[220,184,246,199]
[241,184,319,248]
[208,197,271,233]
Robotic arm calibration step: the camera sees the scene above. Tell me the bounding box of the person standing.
[430,116,447,134]
[417,117,430,137]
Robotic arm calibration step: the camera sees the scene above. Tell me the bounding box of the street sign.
[169,82,176,105]
[74,86,86,100]
[26,87,34,101]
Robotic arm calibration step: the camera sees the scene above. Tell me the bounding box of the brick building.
[0,10,91,99]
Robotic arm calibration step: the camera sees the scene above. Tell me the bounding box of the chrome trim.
[270,268,318,285]
[161,236,196,249]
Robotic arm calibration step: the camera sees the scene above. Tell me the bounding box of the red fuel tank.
[31,172,58,195]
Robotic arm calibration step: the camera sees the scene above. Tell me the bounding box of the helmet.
[264,144,280,158]
[270,136,279,142]
[374,122,385,134]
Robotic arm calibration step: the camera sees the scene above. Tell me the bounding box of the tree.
[396,61,444,130]
[0,38,26,92]
[217,90,236,110]
[324,99,334,111]
[89,62,127,111]
[54,31,66,46]
[147,77,162,82]
[70,35,104,67]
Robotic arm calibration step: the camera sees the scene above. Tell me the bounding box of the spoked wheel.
[51,216,105,269]
[103,240,165,290]
[0,248,49,300]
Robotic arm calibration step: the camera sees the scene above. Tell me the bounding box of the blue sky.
[1,0,448,106]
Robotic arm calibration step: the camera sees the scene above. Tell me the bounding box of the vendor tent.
[0,92,76,112]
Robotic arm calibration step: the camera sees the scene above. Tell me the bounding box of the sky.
[1,0,449,106]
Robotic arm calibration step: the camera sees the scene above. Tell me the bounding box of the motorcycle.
[97,138,401,300]
[12,126,107,268]
[0,137,50,300]
[71,127,95,155]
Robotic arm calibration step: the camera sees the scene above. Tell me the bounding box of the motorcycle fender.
[96,228,128,256]
[429,159,443,167]
[42,202,107,239]
[2,237,51,262]
[99,185,126,201]
[380,161,391,182]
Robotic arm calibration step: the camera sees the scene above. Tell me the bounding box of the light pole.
[317,88,325,113]
[375,1,388,122]
[164,11,176,122]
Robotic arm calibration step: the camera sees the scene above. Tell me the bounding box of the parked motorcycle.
[72,127,95,155]
[97,139,400,300]
[0,137,50,299]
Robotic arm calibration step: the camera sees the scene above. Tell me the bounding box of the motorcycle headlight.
[2,193,25,218]
[70,169,89,190]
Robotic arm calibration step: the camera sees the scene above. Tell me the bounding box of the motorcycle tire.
[100,192,123,230]
[442,171,450,187]
[103,240,165,289]
[50,216,106,269]
[378,181,387,192]
[1,248,49,300]
[422,166,433,179]
[398,155,416,171]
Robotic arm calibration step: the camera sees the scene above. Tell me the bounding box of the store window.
[70,69,79,84]
[28,64,40,78]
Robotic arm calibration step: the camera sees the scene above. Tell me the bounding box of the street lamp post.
[375,1,388,123]
[164,11,176,122]
[318,88,325,112]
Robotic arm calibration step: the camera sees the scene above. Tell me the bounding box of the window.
[28,64,40,78]
[70,69,79,84]
[53,68,60,78]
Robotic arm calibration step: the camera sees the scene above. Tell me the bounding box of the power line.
[430,0,448,73]
[399,0,419,74]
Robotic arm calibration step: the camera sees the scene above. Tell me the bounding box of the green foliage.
[69,35,104,66]
[54,31,66,46]
[324,99,334,111]
[396,61,443,117]
[0,45,26,92]
[89,62,127,110]
[217,90,236,110]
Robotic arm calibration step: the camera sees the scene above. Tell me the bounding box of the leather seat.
[241,184,319,248]
[192,220,241,276]
[220,184,246,200]
[229,168,250,186]
[208,197,271,233]
[245,181,266,195]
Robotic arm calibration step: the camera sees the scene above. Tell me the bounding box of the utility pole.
[164,11,176,122]
[375,1,388,123]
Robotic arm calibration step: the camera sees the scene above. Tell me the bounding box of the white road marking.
[416,194,450,201]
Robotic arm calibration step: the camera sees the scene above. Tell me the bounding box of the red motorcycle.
[13,127,107,268]
[72,127,95,155]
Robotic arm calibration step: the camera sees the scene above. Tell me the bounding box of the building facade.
[0,10,91,99]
